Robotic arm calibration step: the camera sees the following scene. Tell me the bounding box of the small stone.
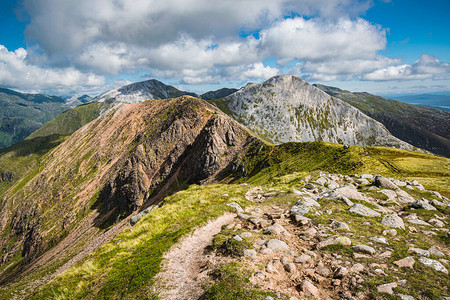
[393,257,415,269]
[237,213,251,220]
[381,213,405,229]
[409,226,418,232]
[264,224,288,235]
[408,247,430,257]
[316,267,331,277]
[332,279,341,286]
[428,246,444,258]
[266,261,278,273]
[332,184,366,201]
[244,249,257,256]
[285,263,296,273]
[369,236,389,245]
[418,257,448,274]
[350,263,364,273]
[378,251,392,258]
[293,214,311,226]
[316,236,351,249]
[334,267,348,279]
[266,239,290,251]
[328,181,340,189]
[227,202,244,213]
[397,294,415,300]
[294,254,312,264]
[233,235,243,242]
[377,282,397,295]
[353,253,370,259]
[301,280,320,298]
[303,227,317,237]
[260,248,273,255]
[352,245,376,255]
[382,229,398,236]
[428,218,444,228]
[290,203,310,215]
[349,203,381,217]
[240,232,252,238]
[331,220,350,231]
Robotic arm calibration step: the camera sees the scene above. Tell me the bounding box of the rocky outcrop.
[215,75,414,149]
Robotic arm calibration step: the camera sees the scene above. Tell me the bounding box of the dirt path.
[154,213,235,300]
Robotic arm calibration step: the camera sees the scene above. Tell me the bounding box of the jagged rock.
[331,184,366,201]
[356,178,370,185]
[330,220,350,231]
[266,261,278,273]
[394,257,415,268]
[327,181,340,189]
[315,177,328,186]
[380,189,397,201]
[284,263,296,273]
[410,199,436,210]
[227,202,244,213]
[301,280,320,298]
[130,206,155,226]
[266,239,290,251]
[418,257,448,274]
[349,204,381,217]
[352,245,376,255]
[316,236,351,249]
[381,214,405,229]
[393,180,407,187]
[290,203,310,215]
[297,197,320,208]
[373,175,398,190]
[377,282,397,295]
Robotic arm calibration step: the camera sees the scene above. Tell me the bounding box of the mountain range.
[0,75,449,299]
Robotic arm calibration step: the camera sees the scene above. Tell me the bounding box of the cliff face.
[215,75,413,150]
[0,96,259,282]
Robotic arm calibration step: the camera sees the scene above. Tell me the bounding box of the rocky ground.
[158,173,449,299]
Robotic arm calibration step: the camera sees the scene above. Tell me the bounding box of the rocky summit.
[214,75,414,149]
[0,79,449,300]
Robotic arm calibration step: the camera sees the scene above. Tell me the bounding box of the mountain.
[65,94,94,108]
[0,93,449,299]
[0,96,261,287]
[213,75,413,150]
[94,79,197,104]
[0,88,72,149]
[315,84,450,157]
[200,88,238,100]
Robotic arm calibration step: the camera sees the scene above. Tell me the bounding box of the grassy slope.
[315,85,450,157]
[23,142,449,299]
[0,102,101,197]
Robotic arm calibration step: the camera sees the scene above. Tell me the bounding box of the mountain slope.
[94,79,197,104]
[214,75,413,150]
[0,96,260,289]
[0,88,71,149]
[315,84,450,157]
[201,88,238,100]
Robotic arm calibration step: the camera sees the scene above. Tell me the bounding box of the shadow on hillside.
[0,134,67,157]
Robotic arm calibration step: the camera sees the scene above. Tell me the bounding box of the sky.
[0,0,449,96]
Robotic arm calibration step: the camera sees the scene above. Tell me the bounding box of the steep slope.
[201,88,238,100]
[0,96,260,290]
[94,79,197,104]
[214,75,413,150]
[315,84,450,157]
[0,88,71,149]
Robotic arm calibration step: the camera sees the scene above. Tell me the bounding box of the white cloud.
[0,45,104,94]
[363,54,450,81]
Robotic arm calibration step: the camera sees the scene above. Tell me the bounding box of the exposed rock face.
[0,96,259,277]
[95,79,197,104]
[216,75,414,149]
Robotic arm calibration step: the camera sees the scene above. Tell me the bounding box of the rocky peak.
[215,75,414,150]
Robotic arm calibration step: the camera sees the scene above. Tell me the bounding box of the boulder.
[352,245,376,255]
[227,202,244,213]
[395,189,415,203]
[418,257,448,274]
[369,236,388,245]
[373,175,398,190]
[331,184,366,201]
[264,224,288,235]
[410,199,436,210]
[266,239,290,252]
[377,282,397,295]
[381,214,405,229]
[394,257,415,269]
[349,204,381,217]
[301,280,320,298]
[330,220,350,231]
[316,236,351,249]
[407,247,430,257]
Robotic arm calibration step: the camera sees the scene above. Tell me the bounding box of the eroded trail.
[154,213,235,300]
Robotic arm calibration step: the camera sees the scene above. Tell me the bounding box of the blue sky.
[0,0,449,96]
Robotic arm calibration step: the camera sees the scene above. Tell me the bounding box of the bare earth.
[154,213,235,300]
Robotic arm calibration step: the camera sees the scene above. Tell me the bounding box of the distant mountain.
[94,79,197,104]
[65,94,94,108]
[0,88,71,149]
[200,88,238,100]
[213,75,413,150]
[389,93,450,110]
[315,84,450,157]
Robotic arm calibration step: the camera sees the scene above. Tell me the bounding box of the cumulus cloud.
[0,45,104,94]
[363,54,450,81]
